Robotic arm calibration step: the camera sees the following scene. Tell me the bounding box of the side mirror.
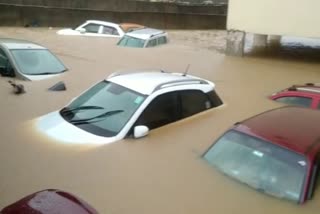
[78,28,86,34]
[133,125,149,139]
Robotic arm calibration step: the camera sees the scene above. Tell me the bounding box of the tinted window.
[275,96,312,108]
[146,39,157,47]
[0,48,15,77]
[83,24,100,33]
[135,92,179,130]
[0,48,8,67]
[157,36,167,45]
[207,90,223,107]
[180,90,211,118]
[102,26,119,35]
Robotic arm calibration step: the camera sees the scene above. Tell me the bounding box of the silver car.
[0,38,67,81]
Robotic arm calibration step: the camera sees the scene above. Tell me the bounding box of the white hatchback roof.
[108,71,211,95]
[126,28,166,40]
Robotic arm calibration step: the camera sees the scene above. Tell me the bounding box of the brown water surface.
[0,27,320,213]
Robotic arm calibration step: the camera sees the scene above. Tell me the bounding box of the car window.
[62,81,146,137]
[204,130,307,203]
[102,26,119,35]
[157,36,167,45]
[10,49,66,75]
[117,35,145,48]
[82,24,100,33]
[146,39,157,48]
[317,102,320,110]
[180,90,211,118]
[275,96,312,108]
[135,92,179,130]
[0,48,15,77]
[0,48,8,67]
[207,90,223,107]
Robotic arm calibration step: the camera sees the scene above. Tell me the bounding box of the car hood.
[56,28,81,35]
[22,73,64,81]
[36,111,117,144]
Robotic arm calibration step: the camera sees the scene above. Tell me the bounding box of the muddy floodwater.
[1,27,320,213]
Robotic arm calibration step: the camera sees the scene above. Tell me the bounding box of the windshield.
[61,81,146,137]
[203,130,307,203]
[117,35,145,48]
[10,49,66,75]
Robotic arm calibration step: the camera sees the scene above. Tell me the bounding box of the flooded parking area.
[1,27,320,213]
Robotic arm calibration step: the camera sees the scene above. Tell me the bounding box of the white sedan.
[57,20,143,38]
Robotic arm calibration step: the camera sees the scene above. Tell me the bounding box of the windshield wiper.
[69,110,124,125]
[61,105,104,115]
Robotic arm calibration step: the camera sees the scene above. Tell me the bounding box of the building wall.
[227,0,320,38]
[0,0,227,29]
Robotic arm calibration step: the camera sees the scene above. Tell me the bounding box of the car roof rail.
[152,79,208,93]
[108,69,167,79]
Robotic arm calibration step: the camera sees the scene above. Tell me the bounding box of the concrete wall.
[227,0,320,38]
[0,0,227,29]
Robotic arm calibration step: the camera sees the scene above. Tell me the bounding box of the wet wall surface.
[0,27,320,213]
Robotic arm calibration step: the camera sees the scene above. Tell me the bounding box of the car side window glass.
[0,48,8,67]
[146,39,157,47]
[275,96,312,108]
[180,90,211,118]
[135,92,179,130]
[157,36,167,45]
[102,26,119,35]
[317,102,320,110]
[82,24,100,33]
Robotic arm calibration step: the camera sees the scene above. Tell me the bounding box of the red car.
[270,83,320,109]
[203,106,320,204]
[0,189,98,214]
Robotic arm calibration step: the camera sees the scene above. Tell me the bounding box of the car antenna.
[183,64,190,76]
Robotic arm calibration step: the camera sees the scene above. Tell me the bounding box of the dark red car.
[0,189,98,214]
[270,83,320,109]
[203,106,320,204]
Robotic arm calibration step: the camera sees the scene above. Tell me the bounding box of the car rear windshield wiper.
[70,110,124,125]
[61,105,105,115]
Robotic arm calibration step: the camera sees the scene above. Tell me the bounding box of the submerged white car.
[0,38,67,81]
[37,70,223,144]
[117,28,168,48]
[57,20,143,38]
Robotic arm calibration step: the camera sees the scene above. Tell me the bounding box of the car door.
[272,92,314,109]
[134,91,179,130]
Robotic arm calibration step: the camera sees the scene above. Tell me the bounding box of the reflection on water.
[245,34,320,63]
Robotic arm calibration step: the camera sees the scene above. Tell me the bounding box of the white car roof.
[126,28,166,40]
[84,20,119,28]
[0,38,46,50]
[108,71,212,95]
